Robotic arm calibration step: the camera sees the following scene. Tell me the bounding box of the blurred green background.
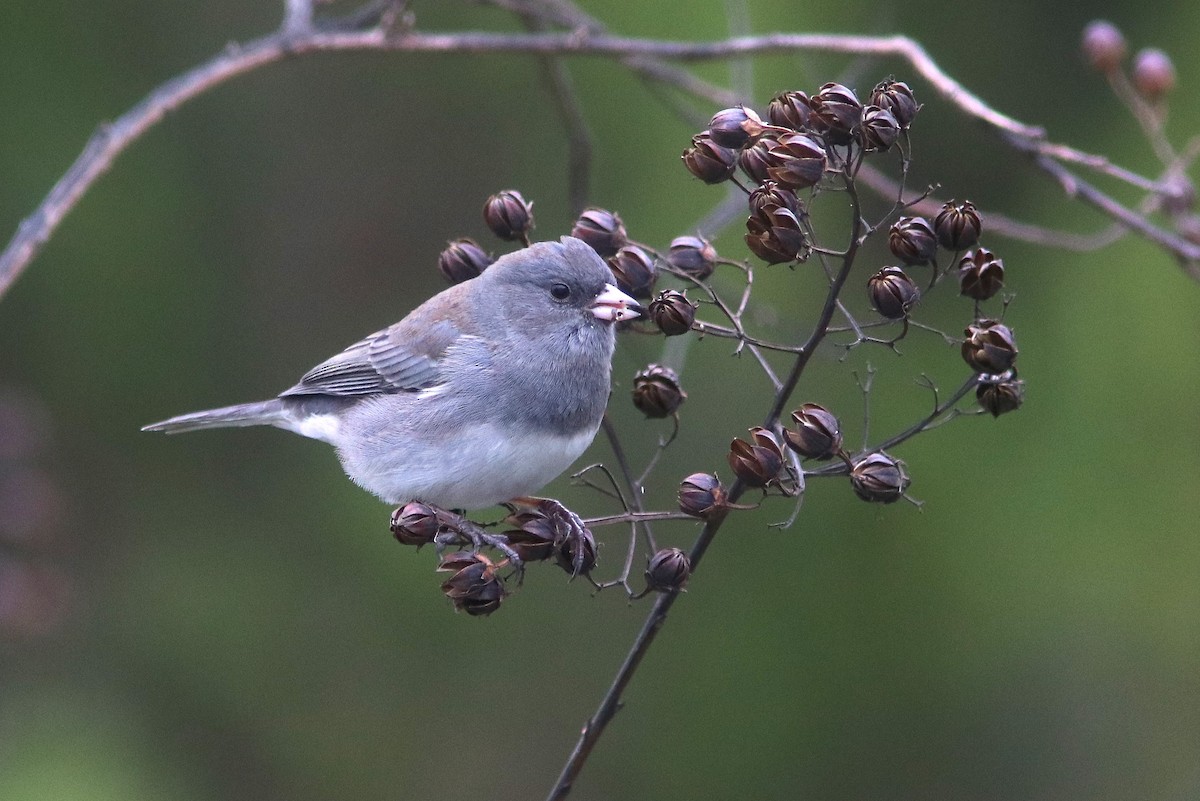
[2,1,1198,799]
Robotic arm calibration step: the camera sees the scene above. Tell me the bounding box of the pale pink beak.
[589,283,643,323]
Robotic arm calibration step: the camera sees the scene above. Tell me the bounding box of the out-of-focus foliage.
[1,2,1198,800]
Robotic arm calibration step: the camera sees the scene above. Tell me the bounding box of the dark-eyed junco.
[144,236,641,509]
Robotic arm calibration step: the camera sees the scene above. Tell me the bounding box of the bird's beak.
[589,283,644,323]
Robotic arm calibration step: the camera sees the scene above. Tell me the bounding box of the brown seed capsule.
[572,208,628,258]
[555,526,598,577]
[812,82,864,145]
[482,189,534,242]
[934,200,983,251]
[648,290,696,336]
[767,90,817,131]
[748,181,802,218]
[961,319,1018,373]
[1133,48,1176,101]
[976,370,1025,417]
[868,266,920,319]
[727,427,784,488]
[437,238,493,284]
[504,503,573,562]
[608,246,657,299]
[784,403,843,460]
[870,79,919,129]
[860,105,900,151]
[767,133,827,189]
[745,204,811,265]
[708,105,764,149]
[738,136,779,184]
[958,248,1005,300]
[682,131,737,184]
[666,236,717,280]
[632,364,687,418]
[438,551,506,616]
[1081,20,1127,73]
[678,472,726,519]
[645,547,692,593]
[888,216,938,266]
[850,452,910,503]
[390,501,442,547]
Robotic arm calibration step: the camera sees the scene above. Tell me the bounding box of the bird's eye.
[550,282,571,300]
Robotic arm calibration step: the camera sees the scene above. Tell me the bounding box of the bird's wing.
[279,317,468,398]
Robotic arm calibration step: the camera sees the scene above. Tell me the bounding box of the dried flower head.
[572,208,628,258]
[727,427,785,488]
[849,452,910,503]
[766,90,817,131]
[738,136,779,184]
[934,200,983,251]
[645,548,692,593]
[958,248,1005,300]
[888,216,938,266]
[868,266,920,319]
[438,551,506,616]
[976,370,1025,417]
[608,245,657,299]
[482,190,534,242]
[708,105,764,149]
[666,236,717,280]
[784,403,844,460]
[648,289,696,336]
[632,364,687,418]
[555,526,598,577]
[390,502,442,547]
[870,79,919,128]
[961,319,1019,373]
[677,472,726,519]
[437,238,493,284]
[812,82,863,144]
[682,131,738,184]
[766,133,827,189]
[860,105,901,151]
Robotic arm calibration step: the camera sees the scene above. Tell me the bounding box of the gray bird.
[143,236,641,510]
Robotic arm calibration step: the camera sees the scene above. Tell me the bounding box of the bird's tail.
[142,399,288,434]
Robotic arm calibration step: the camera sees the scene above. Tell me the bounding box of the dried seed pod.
[632,364,687,418]
[784,403,843,460]
[555,526,597,577]
[437,238,493,284]
[608,245,657,299]
[934,200,983,251]
[870,79,919,128]
[390,502,442,547]
[682,131,737,184]
[1081,20,1127,72]
[727,427,784,488]
[976,370,1025,417]
[678,472,726,519]
[748,181,802,218]
[438,551,506,616]
[961,319,1019,373]
[645,548,692,593]
[503,504,572,562]
[738,136,779,184]
[745,206,811,265]
[767,133,827,189]
[812,82,863,145]
[648,289,696,336]
[766,90,817,131]
[958,248,1005,300]
[888,216,938,266]
[1133,48,1176,101]
[571,208,629,258]
[666,236,717,280]
[708,105,764,149]
[860,105,900,151]
[482,190,534,242]
[850,452,910,503]
[868,266,920,319]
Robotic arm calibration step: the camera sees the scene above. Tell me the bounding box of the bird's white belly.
[336,421,599,509]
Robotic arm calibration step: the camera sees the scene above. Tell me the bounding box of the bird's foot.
[507,497,597,579]
[431,507,524,582]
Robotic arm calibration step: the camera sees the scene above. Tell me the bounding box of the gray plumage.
[143,237,641,509]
